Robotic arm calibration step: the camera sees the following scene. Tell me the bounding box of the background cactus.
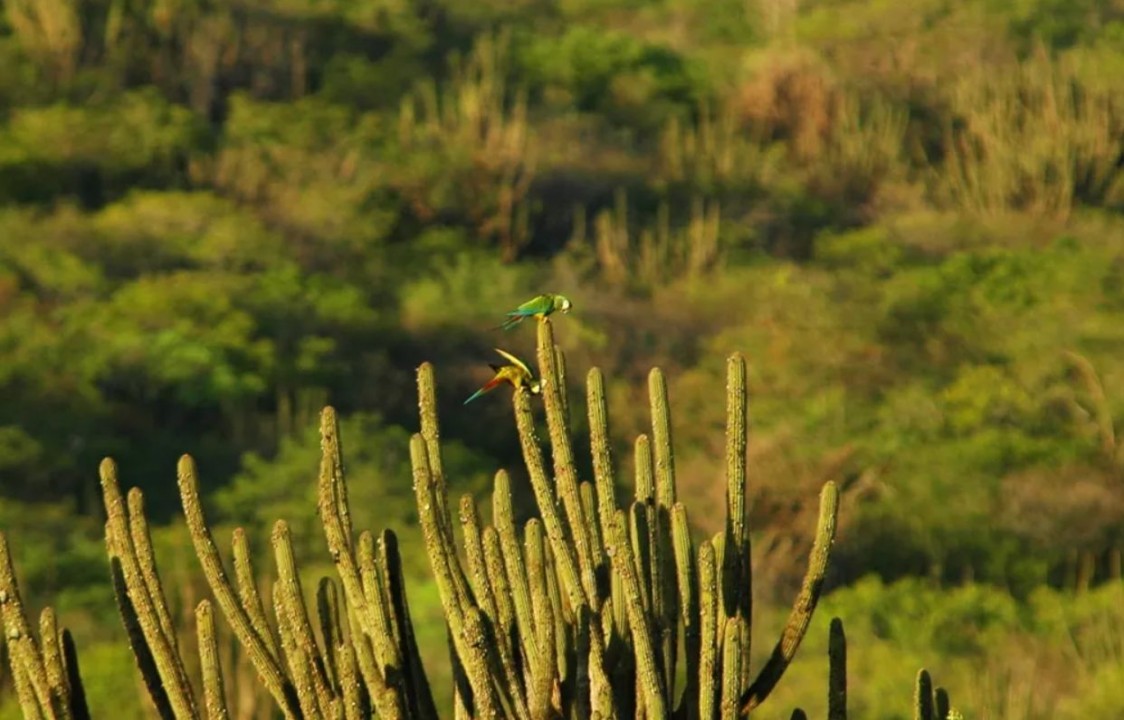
[0,320,960,718]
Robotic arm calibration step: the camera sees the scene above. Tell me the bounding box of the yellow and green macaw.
[463,348,542,405]
[497,293,573,330]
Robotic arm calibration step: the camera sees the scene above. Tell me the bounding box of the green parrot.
[497,293,573,330]
[463,348,542,404]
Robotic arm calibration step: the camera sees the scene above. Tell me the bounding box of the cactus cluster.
[0,318,960,718]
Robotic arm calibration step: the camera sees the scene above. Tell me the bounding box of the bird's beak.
[530,381,542,395]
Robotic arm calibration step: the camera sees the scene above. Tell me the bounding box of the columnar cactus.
[0,533,90,720]
[398,318,840,718]
[0,317,961,718]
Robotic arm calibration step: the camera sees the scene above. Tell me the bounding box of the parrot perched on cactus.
[463,348,542,405]
[496,293,573,330]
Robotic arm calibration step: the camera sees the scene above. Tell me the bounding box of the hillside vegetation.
[1,0,1123,717]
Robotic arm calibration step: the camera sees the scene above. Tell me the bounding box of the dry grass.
[937,47,1124,219]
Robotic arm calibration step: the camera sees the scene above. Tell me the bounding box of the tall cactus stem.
[460,495,530,720]
[271,520,334,713]
[609,512,667,718]
[126,489,179,655]
[828,617,847,720]
[1,532,64,720]
[410,434,499,718]
[416,365,473,610]
[915,670,934,720]
[671,502,698,716]
[634,435,654,503]
[176,454,301,719]
[39,608,69,713]
[107,556,173,719]
[196,600,230,720]
[741,481,840,713]
[102,462,196,720]
[512,388,589,617]
[719,617,742,720]
[587,367,620,554]
[316,577,343,692]
[535,319,601,608]
[59,630,90,720]
[935,687,950,720]
[380,530,440,720]
[231,528,280,663]
[697,541,719,720]
[492,470,540,675]
[524,519,556,718]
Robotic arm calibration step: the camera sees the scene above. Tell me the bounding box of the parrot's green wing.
[509,294,553,317]
[493,348,533,377]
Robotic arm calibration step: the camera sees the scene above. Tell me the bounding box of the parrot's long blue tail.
[463,388,486,405]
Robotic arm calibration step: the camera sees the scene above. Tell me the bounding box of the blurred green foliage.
[0,0,1123,716]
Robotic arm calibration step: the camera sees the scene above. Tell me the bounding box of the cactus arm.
[721,353,753,696]
[629,503,653,616]
[0,532,63,720]
[512,387,587,618]
[337,641,367,720]
[317,410,392,648]
[273,579,324,719]
[9,658,46,720]
[740,481,839,714]
[379,530,440,720]
[829,617,847,720]
[356,532,405,684]
[459,496,499,631]
[196,600,230,720]
[416,365,474,611]
[580,481,606,589]
[634,435,654,503]
[915,670,934,720]
[410,434,500,719]
[609,511,667,718]
[935,687,951,720]
[481,527,518,667]
[649,369,681,698]
[720,617,742,720]
[535,319,601,609]
[126,489,180,656]
[39,608,70,716]
[272,520,335,716]
[316,578,343,692]
[671,503,697,717]
[59,630,90,720]
[554,345,571,422]
[317,411,412,718]
[176,455,301,719]
[587,367,621,564]
[492,470,540,675]
[524,519,557,719]
[697,541,718,720]
[107,556,174,719]
[231,528,281,663]
[460,494,530,720]
[648,368,678,510]
[544,546,569,694]
[345,609,385,713]
[101,463,196,720]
